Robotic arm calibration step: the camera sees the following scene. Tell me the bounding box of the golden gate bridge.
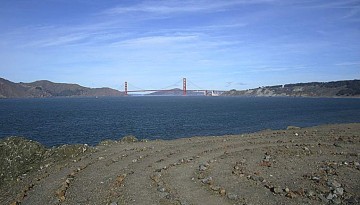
[124,78,225,96]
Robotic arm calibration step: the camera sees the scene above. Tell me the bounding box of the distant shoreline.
[1,77,359,98]
[1,95,360,100]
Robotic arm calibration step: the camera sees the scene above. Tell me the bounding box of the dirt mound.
[0,137,46,184]
[0,137,94,188]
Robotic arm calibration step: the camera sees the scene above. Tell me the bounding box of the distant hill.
[0,78,124,98]
[222,80,360,97]
[148,88,204,96]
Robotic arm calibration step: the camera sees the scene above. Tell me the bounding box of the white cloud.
[104,0,276,15]
[113,34,199,47]
[25,33,89,47]
[335,61,360,66]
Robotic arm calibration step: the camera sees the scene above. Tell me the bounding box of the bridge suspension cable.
[127,82,145,91]
[159,78,183,90]
[187,79,204,90]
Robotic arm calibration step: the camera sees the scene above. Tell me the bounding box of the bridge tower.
[183,78,186,96]
[124,82,128,95]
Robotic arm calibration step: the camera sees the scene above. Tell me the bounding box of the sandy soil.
[1,123,359,205]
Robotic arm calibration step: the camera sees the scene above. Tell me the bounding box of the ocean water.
[0,96,359,147]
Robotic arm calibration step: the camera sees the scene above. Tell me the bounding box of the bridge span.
[124,78,225,96]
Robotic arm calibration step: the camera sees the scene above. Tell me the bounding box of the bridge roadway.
[126,89,226,94]
[126,89,211,93]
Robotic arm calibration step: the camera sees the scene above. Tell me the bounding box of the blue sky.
[0,0,359,91]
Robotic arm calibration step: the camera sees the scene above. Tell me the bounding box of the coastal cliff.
[222,80,360,97]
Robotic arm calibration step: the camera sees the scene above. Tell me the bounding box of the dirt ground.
[1,123,359,205]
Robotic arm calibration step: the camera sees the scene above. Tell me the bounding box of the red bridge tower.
[183,78,186,96]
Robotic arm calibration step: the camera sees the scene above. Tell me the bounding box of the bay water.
[1,96,359,147]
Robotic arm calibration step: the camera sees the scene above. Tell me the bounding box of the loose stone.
[327,180,341,189]
[285,192,297,198]
[157,187,166,192]
[201,176,213,185]
[210,185,220,191]
[326,193,334,200]
[227,193,238,200]
[334,187,344,196]
[199,164,208,171]
[219,188,226,196]
[271,187,283,194]
[333,198,342,204]
[150,173,161,183]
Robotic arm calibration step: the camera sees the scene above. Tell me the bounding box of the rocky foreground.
[1,124,359,205]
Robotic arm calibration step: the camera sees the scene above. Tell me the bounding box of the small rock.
[227,193,238,200]
[312,176,320,181]
[285,192,297,198]
[306,190,315,197]
[284,187,290,193]
[327,193,334,200]
[334,187,344,196]
[116,174,126,185]
[69,171,76,177]
[271,187,283,194]
[180,200,190,205]
[258,176,265,182]
[219,188,226,196]
[201,177,213,185]
[318,194,328,203]
[264,155,271,161]
[327,180,341,189]
[158,191,169,198]
[199,164,208,171]
[210,185,220,191]
[59,196,65,202]
[333,198,342,204]
[109,202,118,205]
[150,173,161,183]
[157,187,166,192]
[249,175,259,181]
[198,172,205,179]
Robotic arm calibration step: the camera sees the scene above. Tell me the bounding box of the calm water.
[0,96,359,147]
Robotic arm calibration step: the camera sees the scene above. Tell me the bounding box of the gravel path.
[1,123,359,205]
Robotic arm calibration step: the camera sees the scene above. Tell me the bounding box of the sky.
[0,0,359,91]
